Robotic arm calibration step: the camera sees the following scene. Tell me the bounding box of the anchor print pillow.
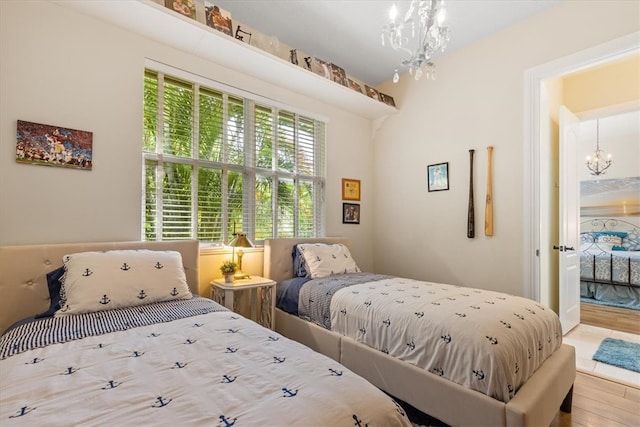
[57,249,192,316]
[297,243,361,278]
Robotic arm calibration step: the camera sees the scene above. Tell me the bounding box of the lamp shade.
[228,233,254,248]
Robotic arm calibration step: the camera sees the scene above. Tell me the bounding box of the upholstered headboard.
[0,240,199,334]
[263,238,349,284]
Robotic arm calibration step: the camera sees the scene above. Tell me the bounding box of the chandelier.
[585,120,613,176]
[382,0,450,82]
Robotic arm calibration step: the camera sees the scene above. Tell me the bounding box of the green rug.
[592,338,640,373]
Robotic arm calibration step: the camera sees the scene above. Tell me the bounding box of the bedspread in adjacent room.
[0,297,410,426]
[290,273,563,403]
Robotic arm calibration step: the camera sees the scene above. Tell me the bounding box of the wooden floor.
[581,302,640,334]
[557,371,640,427]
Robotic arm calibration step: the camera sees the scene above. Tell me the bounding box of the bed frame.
[0,240,200,335]
[264,238,576,427]
[580,218,640,289]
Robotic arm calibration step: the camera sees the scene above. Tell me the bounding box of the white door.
[559,106,581,335]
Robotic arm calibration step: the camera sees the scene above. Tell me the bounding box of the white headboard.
[263,238,349,284]
[0,240,199,334]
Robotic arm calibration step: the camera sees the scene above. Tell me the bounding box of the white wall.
[374,1,639,296]
[0,1,376,271]
[578,110,640,182]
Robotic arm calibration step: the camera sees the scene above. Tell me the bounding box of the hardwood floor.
[581,302,640,334]
[557,371,640,427]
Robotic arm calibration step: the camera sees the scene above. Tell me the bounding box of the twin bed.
[0,240,410,426]
[264,238,576,427]
[0,238,576,426]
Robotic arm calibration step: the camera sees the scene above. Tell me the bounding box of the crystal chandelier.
[585,120,613,176]
[382,0,450,82]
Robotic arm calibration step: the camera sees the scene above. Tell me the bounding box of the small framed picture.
[427,162,449,192]
[342,178,361,201]
[343,203,360,224]
[364,85,380,100]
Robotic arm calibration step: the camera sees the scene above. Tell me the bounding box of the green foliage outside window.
[143,69,325,244]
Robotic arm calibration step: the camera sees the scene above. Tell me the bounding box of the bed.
[579,218,640,309]
[264,238,576,427]
[0,240,411,426]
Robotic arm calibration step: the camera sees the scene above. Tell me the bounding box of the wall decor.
[347,78,363,94]
[379,93,396,107]
[343,203,360,224]
[329,64,347,86]
[342,178,361,201]
[467,149,475,238]
[16,120,93,170]
[485,146,494,236]
[204,2,233,36]
[427,162,449,192]
[164,0,196,20]
[364,85,380,100]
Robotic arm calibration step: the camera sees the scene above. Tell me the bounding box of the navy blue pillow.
[292,245,309,277]
[35,266,65,318]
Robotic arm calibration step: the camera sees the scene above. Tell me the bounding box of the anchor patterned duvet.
[297,274,563,403]
[0,297,410,426]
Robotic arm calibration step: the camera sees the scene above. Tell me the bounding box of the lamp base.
[234,271,251,280]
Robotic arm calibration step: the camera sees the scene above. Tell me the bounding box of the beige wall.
[2,1,639,301]
[0,1,377,280]
[374,1,639,296]
[564,55,640,113]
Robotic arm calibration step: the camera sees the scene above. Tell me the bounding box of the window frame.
[143,60,326,246]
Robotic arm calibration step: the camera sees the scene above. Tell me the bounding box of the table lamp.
[228,232,254,279]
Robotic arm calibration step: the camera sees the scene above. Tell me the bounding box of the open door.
[558,106,581,334]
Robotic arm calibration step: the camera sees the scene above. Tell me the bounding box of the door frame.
[523,32,639,302]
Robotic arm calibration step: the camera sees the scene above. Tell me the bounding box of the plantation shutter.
[143,65,326,244]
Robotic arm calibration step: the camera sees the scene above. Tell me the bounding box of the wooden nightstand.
[210,276,277,330]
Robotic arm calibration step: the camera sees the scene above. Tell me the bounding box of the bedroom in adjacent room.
[577,110,639,334]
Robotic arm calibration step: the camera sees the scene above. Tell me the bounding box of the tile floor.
[563,323,640,388]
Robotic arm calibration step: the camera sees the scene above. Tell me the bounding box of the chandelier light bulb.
[393,69,400,83]
[389,4,397,21]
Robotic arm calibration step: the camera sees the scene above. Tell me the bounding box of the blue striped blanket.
[0,296,226,359]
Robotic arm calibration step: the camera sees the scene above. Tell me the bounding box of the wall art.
[427,162,449,192]
[343,203,360,224]
[16,120,93,170]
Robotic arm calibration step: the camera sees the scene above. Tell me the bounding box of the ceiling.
[212,0,564,86]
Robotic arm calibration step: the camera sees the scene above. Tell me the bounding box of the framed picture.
[379,92,396,107]
[347,78,363,94]
[427,162,449,192]
[364,85,380,100]
[164,0,196,20]
[342,178,361,201]
[343,203,360,224]
[16,120,93,170]
[205,2,233,36]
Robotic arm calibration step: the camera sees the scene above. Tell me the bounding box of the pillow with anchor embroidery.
[56,249,192,316]
[297,243,361,278]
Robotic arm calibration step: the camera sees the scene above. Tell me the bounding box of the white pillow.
[57,249,192,316]
[297,243,361,278]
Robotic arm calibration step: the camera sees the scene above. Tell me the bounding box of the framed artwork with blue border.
[428,162,449,192]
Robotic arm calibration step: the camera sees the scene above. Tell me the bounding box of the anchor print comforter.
[299,274,563,403]
[0,297,410,426]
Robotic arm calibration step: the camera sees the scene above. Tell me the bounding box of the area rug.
[592,338,640,373]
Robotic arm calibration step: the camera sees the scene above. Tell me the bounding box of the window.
[143,68,326,244]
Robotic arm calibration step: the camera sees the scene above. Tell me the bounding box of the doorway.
[523,32,639,323]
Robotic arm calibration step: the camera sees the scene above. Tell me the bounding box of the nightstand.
[210,276,277,330]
